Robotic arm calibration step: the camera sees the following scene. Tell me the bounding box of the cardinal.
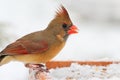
[0,6,78,67]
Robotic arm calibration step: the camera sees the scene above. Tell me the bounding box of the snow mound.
[49,63,120,80]
[29,63,120,80]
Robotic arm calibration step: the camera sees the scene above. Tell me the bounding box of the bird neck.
[44,28,69,42]
[63,34,69,41]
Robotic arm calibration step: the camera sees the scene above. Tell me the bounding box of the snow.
[0,62,29,80]
[47,63,120,80]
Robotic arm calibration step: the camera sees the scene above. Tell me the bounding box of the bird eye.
[62,23,67,29]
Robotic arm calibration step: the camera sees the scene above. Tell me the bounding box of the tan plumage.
[0,6,78,66]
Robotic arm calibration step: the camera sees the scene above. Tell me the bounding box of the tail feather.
[0,52,8,65]
[0,55,7,62]
[0,52,14,66]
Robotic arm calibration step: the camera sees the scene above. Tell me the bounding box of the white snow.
[0,62,29,80]
[48,63,120,80]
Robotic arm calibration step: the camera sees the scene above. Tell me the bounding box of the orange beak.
[67,25,79,34]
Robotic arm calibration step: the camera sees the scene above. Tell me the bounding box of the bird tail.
[0,52,10,66]
[0,55,7,62]
[0,52,15,66]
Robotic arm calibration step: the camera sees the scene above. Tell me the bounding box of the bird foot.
[25,63,44,68]
[25,63,49,72]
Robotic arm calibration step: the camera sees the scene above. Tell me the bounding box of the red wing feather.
[2,40,49,55]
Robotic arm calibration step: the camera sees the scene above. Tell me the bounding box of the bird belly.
[14,42,65,64]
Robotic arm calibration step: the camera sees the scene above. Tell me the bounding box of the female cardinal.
[0,6,78,67]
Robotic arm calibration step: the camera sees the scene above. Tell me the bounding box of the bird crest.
[55,5,70,19]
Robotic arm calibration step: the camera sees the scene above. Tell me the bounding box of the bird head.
[46,6,78,38]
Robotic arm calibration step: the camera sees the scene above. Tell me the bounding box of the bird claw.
[25,63,44,68]
[25,63,49,72]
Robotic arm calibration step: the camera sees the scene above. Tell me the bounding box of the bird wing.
[1,40,49,55]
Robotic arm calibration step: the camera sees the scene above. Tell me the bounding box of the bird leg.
[25,63,44,68]
[26,63,51,80]
[25,63,49,72]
